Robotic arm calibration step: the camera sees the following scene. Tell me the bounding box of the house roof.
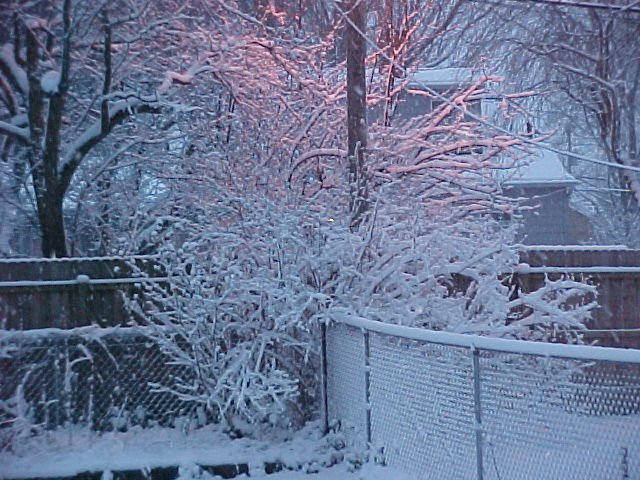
[504,149,578,188]
[409,68,476,88]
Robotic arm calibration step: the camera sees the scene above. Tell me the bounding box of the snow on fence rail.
[0,256,164,329]
[323,316,640,480]
[0,276,170,288]
[0,327,198,450]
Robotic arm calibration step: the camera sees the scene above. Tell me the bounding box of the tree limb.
[43,0,72,182]
[100,7,112,134]
[0,120,28,140]
[0,44,28,95]
[0,73,17,115]
[59,98,167,192]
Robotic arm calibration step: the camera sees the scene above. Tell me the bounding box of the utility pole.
[344,0,369,229]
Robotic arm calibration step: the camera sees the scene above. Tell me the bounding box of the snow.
[40,70,61,94]
[504,149,578,187]
[59,98,162,173]
[0,276,169,288]
[0,325,153,342]
[410,67,476,88]
[229,464,415,480]
[0,121,29,140]
[520,245,631,251]
[0,176,17,256]
[0,45,28,94]
[516,265,640,274]
[0,423,414,480]
[158,65,216,93]
[332,313,640,363]
[0,255,158,264]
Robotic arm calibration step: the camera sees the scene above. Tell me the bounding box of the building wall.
[507,185,594,245]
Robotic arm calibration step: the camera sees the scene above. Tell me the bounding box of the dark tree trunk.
[37,191,68,258]
[345,0,368,229]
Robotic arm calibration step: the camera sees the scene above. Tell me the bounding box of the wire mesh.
[325,322,367,448]
[480,353,640,480]
[0,329,196,450]
[369,333,476,479]
[325,322,640,480]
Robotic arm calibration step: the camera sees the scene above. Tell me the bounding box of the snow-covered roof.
[409,68,476,88]
[504,149,578,188]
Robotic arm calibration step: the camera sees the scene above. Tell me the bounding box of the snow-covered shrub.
[322,208,596,340]
[130,187,596,434]
[0,363,40,452]
[129,199,333,434]
[124,54,595,435]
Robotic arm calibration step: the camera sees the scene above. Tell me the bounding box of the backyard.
[2,0,640,479]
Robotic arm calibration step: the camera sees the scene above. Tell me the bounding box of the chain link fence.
[325,318,640,480]
[0,328,200,451]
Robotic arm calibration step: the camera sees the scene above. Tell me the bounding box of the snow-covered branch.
[59,98,169,190]
[0,44,28,95]
[158,65,216,94]
[290,148,346,179]
[0,121,28,141]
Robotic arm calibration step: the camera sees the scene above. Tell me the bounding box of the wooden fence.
[0,256,163,330]
[1,249,639,347]
[518,247,640,348]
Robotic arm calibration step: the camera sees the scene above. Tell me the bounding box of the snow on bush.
[129,200,330,435]
[323,207,596,340]
[130,189,596,434]
[0,365,40,452]
[125,58,595,435]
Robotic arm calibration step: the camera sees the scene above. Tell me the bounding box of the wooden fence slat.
[1,252,638,348]
[0,257,161,330]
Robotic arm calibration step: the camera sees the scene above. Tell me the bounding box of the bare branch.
[59,97,168,191]
[0,121,28,140]
[0,44,28,95]
[100,7,112,134]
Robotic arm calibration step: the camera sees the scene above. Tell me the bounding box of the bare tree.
[0,0,209,257]
[484,1,640,244]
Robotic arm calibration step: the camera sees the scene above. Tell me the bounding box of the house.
[502,149,594,245]
[380,67,595,245]
[394,67,481,120]
[371,67,483,123]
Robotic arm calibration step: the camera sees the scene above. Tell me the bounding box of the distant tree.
[484,2,640,244]
[0,0,210,257]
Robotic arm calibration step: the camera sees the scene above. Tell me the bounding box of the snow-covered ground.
[0,422,415,480]
[172,463,414,480]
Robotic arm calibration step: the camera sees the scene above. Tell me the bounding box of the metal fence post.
[363,330,372,447]
[471,347,484,480]
[320,321,329,434]
[52,342,63,428]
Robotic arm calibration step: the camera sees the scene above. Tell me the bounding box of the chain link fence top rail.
[324,317,640,480]
[0,327,200,451]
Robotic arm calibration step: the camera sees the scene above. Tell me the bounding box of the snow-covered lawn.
[173,463,413,480]
[0,422,414,480]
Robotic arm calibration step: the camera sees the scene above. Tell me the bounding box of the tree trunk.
[38,192,68,258]
[345,0,368,229]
